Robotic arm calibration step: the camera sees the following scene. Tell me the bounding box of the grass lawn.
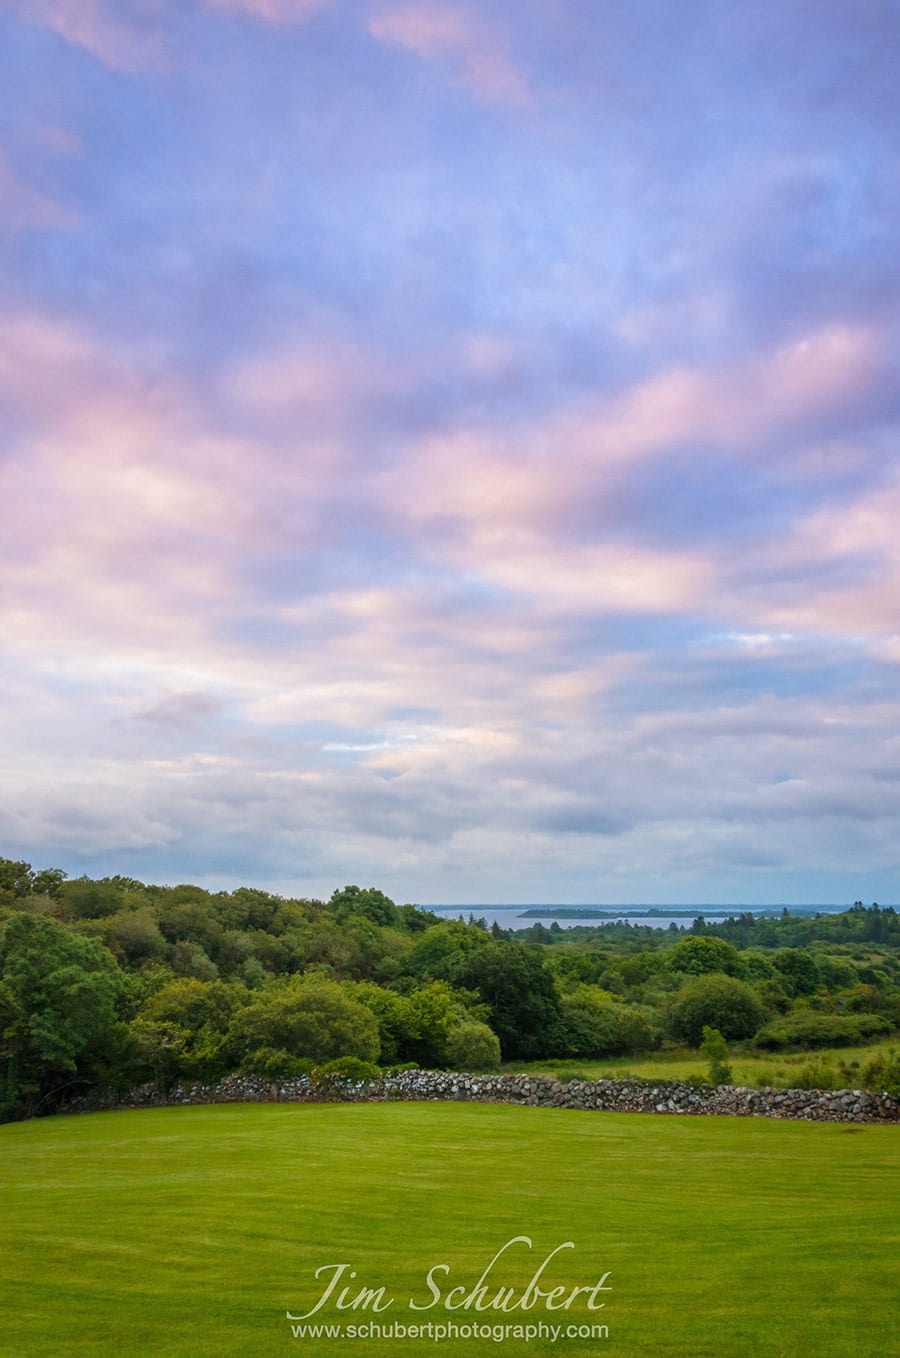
[504,1037,898,1088]
[2,1102,898,1357]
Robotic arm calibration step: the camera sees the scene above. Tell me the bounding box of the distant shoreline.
[426,904,873,921]
[520,907,812,920]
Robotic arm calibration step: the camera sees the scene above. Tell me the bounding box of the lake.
[424,904,867,931]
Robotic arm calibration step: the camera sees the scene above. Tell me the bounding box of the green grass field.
[505,1038,898,1089]
[2,1103,898,1357]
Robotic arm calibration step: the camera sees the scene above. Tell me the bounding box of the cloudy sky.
[1,0,899,904]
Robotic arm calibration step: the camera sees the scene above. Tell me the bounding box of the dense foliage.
[1,856,898,1119]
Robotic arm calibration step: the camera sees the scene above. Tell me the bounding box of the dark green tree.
[0,858,66,911]
[440,941,562,1059]
[330,885,399,928]
[0,913,127,1118]
[772,948,821,996]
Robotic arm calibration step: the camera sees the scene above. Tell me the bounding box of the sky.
[1,0,899,905]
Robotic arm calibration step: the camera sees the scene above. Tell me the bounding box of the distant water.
[424,904,867,931]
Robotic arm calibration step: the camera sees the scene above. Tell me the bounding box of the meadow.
[505,1038,899,1090]
[2,1102,898,1358]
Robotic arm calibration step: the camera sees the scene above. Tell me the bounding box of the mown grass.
[504,1037,898,1088]
[2,1102,898,1357]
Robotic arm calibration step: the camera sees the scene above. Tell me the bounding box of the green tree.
[440,942,562,1060]
[669,973,768,1046]
[559,986,655,1057]
[700,1026,732,1084]
[330,885,399,928]
[772,949,821,996]
[228,976,380,1068]
[0,858,67,912]
[403,980,482,1068]
[289,918,369,979]
[103,909,167,966]
[0,913,127,1118]
[130,978,250,1085]
[666,936,744,977]
[171,940,218,981]
[754,1011,891,1051]
[347,981,418,1064]
[408,920,491,978]
[30,867,67,899]
[58,877,126,920]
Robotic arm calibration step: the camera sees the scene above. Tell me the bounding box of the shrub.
[792,1058,843,1091]
[700,1026,732,1085]
[669,973,768,1046]
[311,1056,381,1086]
[559,986,655,1057]
[229,975,381,1067]
[859,1048,900,1099]
[754,1011,891,1051]
[445,1020,501,1072]
[242,1048,315,1079]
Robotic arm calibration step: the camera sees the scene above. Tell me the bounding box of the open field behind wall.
[2,1103,898,1358]
[504,1038,899,1088]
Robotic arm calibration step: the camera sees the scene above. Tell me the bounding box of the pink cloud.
[0,310,268,672]
[203,0,328,21]
[476,541,713,615]
[0,152,77,234]
[374,320,892,634]
[389,321,886,554]
[34,124,83,157]
[3,303,894,811]
[584,324,884,464]
[734,472,900,640]
[228,338,404,417]
[369,1,530,106]
[4,0,169,73]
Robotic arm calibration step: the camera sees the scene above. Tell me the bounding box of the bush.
[754,1011,892,1051]
[229,975,381,1067]
[859,1048,900,1099]
[669,973,768,1046]
[792,1058,843,1091]
[445,1020,501,1072]
[311,1056,381,1086]
[243,1048,315,1079]
[559,986,655,1057]
[699,1026,732,1084]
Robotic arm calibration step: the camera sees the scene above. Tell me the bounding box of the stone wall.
[62,1069,898,1123]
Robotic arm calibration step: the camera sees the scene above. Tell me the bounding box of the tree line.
[1,858,898,1121]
